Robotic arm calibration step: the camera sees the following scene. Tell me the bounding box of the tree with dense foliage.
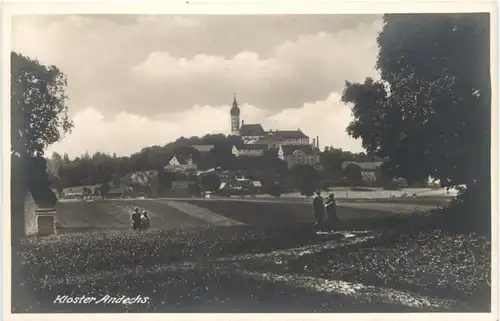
[11,52,73,244]
[200,172,221,193]
[158,170,175,186]
[341,13,490,231]
[292,164,319,197]
[320,147,382,184]
[26,157,58,206]
[55,134,246,188]
[99,183,111,199]
[269,182,282,197]
[11,53,73,159]
[11,52,73,308]
[343,163,362,185]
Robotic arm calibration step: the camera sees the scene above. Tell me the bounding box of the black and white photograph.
[5,2,497,317]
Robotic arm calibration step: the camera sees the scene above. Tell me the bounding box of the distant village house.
[232,144,268,157]
[164,154,198,172]
[279,145,323,170]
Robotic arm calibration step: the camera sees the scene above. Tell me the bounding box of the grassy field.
[55,199,210,233]
[277,187,458,200]
[54,198,434,233]
[339,197,452,206]
[183,199,434,230]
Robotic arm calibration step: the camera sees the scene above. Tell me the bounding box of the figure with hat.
[131,207,142,230]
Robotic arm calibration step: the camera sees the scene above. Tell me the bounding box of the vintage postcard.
[2,0,498,320]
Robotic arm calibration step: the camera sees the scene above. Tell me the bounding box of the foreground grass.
[14,210,491,313]
[244,229,491,309]
[16,224,400,313]
[19,224,335,279]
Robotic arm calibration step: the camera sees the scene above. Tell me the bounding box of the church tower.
[230,94,241,135]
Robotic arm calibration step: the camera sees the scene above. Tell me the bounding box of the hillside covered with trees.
[46,135,385,194]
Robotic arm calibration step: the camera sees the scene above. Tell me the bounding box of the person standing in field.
[312,190,326,230]
[131,207,141,230]
[141,210,150,229]
[325,193,341,230]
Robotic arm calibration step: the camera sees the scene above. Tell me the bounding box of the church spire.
[230,93,241,135]
[233,93,238,107]
[230,93,240,116]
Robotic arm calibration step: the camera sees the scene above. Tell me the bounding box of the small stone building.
[24,188,57,236]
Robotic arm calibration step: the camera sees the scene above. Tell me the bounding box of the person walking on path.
[131,207,141,230]
[312,190,326,230]
[325,193,342,230]
[141,210,150,229]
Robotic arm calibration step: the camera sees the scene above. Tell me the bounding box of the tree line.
[46,134,383,194]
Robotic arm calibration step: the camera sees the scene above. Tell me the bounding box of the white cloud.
[48,105,230,158]
[128,20,382,114]
[13,15,379,157]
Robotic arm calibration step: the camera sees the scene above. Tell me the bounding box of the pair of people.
[131,207,150,230]
[312,191,341,231]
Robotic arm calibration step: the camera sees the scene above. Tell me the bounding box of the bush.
[302,190,314,197]
[439,181,490,236]
[269,184,282,197]
[382,181,402,191]
[200,173,221,193]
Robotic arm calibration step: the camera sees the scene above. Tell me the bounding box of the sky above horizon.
[12,14,383,159]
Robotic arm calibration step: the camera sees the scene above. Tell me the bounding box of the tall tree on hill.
[54,134,253,188]
[341,13,491,231]
[11,52,73,244]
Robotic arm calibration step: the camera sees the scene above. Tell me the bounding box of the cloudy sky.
[11,14,383,158]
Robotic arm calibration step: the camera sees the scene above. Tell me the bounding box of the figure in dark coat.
[312,190,326,229]
[131,207,141,230]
